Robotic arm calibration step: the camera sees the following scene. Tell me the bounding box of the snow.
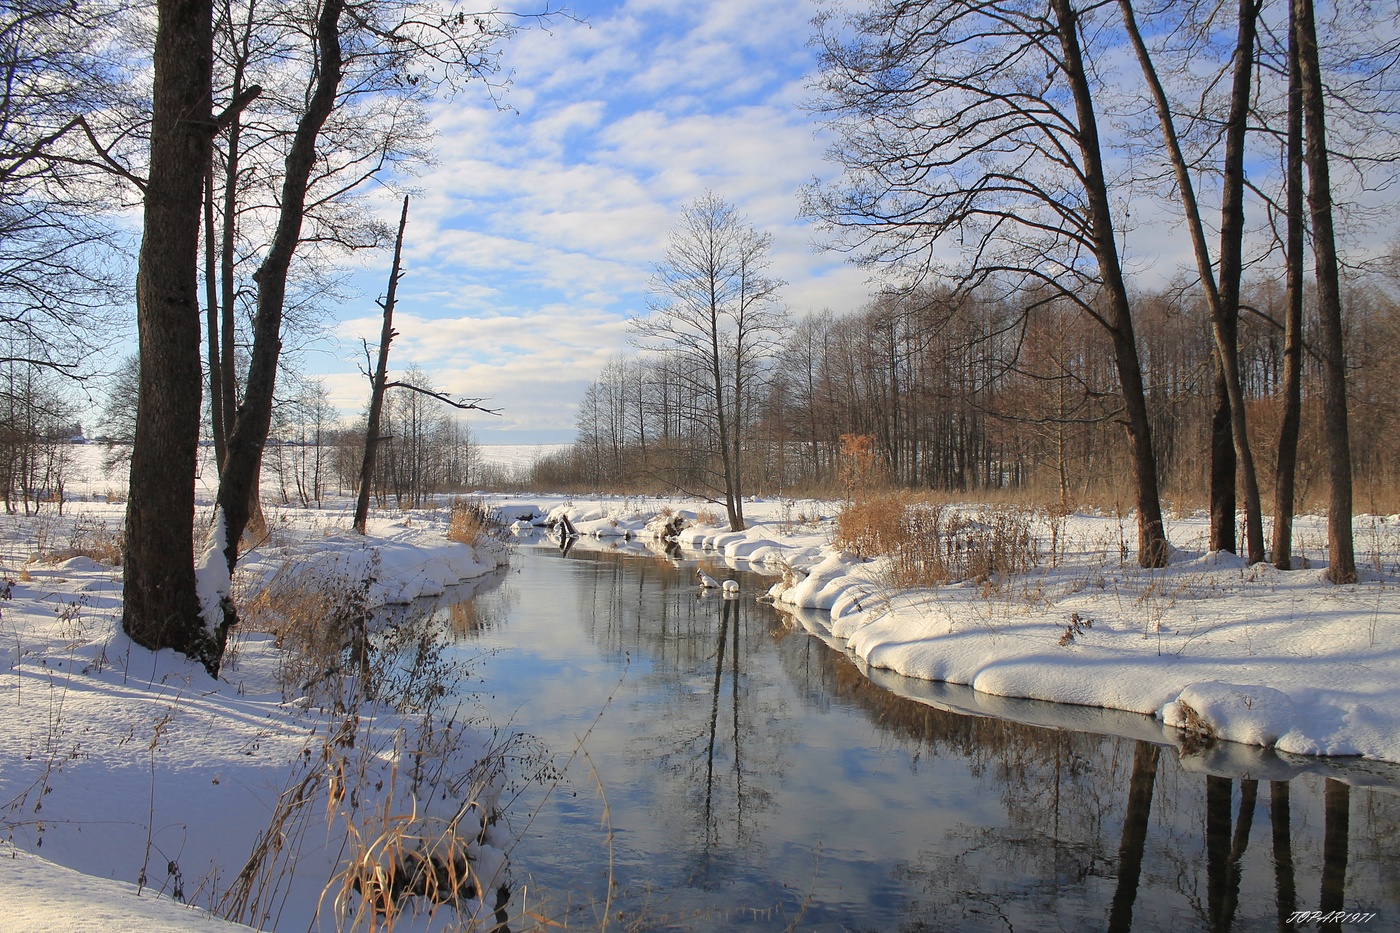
[0,458,514,933]
[2,449,1398,930]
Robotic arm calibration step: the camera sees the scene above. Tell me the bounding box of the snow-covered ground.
[1,452,516,933]
[1,449,1397,931]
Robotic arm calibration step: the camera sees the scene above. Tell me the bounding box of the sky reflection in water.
[435,543,1399,932]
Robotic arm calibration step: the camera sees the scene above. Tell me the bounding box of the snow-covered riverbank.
[1,494,512,933]
[1,479,1396,931]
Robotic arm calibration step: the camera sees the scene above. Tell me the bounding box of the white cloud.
[310,0,875,441]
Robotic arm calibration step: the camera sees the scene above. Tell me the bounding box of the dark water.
[436,541,1399,932]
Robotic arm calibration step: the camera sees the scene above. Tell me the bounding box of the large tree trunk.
[1295,0,1357,583]
[1055,0,1168,567]
[1273,3,1306,571]
[123,0,217,670]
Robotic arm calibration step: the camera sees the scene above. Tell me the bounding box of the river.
[435,540,1398,932]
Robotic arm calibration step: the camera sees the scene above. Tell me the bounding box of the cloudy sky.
[314,0,874,444]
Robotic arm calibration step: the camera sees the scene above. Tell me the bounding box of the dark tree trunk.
[1209,354,1237,553]
[209,54,247,474]
[1120,0,1261,561]
[123,0,218,670]
[1055,0,1168,567]
[1215,0,1264,562]
[216,0,344,575]
[204,157,225,472]
[1273,9,1306,570]
[355,196,409,534]
[1295,0,1357,583]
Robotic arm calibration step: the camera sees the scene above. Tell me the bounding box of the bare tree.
[805,0,1170,566]
[631,193,787,531]
[0,360,79,514]
[1295,0,1356,583]
[1272,0,1306,570]
[355,194,408,532]
[0,2,137,381]
[124,0,563,675]
[1117,0,1266,563]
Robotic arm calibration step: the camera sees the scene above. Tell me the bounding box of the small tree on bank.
[631,193,787,532]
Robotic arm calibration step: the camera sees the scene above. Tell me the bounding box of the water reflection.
[451,544,1400,932]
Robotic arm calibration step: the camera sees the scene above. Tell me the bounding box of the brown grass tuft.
[836,497,1040,588]
[447,497,503,549]
[1173,700,1218,754]
[32,514,123,566]
[238,556,377,703]
[833,492,907,560]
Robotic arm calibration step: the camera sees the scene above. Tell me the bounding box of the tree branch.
[383,381,503,415]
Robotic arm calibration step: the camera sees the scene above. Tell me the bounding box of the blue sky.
[316,0,874,444]
[306,0,1397,447]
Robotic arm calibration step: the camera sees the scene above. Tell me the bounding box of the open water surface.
[435,541,1398,932]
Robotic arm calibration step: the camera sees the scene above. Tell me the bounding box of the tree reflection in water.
[452,546,1399,932]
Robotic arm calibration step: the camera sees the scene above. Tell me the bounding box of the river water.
[436,541,1398,932]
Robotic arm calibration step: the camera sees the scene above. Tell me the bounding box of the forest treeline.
[548,271,1399,513]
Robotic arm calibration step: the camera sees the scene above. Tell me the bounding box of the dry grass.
[833,492,907,560]
[448,498,504,549]
[1172,700,1218,755]
[836,495,1040,588]
[221,554,518,931]
[237,554,378,704]
[29,513,123,566]
[326,731,510,932]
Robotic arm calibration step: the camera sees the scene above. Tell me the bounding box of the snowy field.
[1,446,1398,931]
[475,444,568,473]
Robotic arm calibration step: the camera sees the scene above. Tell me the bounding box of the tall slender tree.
[355,195,409,534]
[1118,0,1266,563]
[1295,0,1357,584]
[1272,0,1306,571]
[631,193,787,531]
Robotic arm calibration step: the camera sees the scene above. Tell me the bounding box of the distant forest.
[546,275,1399,513]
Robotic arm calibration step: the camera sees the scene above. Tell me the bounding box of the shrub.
[837,498,1040,588]
[447,497,503,549]
[833,492,907,559]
